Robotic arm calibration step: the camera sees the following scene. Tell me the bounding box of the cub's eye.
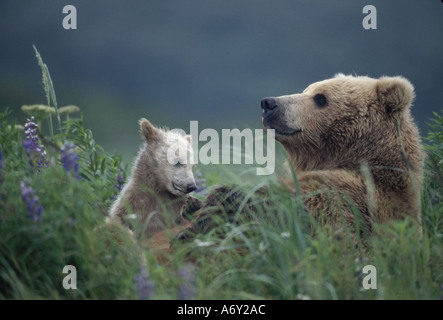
[313,94,327,107]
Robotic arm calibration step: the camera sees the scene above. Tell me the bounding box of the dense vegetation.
[0,51,442,300]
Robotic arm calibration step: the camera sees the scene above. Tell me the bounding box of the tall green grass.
[0,49,442,299]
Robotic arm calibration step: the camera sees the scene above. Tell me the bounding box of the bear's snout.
[261,97,278,117]
[186,183,197,193]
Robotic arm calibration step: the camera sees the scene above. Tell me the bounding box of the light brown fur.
[264,74,425,235]
[179,75,425,242]
[108,119,201,239]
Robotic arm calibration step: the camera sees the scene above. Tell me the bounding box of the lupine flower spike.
[134,266,155,300]
[115,170,124,192]
[60,141,80,179]
[23,116,48,173]
[111,170,125,200]
[20,181,43,223]
[178,263,197,300]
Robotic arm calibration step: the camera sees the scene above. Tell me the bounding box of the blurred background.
[1,0,442,162]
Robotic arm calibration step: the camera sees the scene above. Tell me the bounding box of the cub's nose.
[261,97,278,115]
[186,183,197,193]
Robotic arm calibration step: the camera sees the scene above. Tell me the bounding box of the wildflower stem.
[33,45,63,140]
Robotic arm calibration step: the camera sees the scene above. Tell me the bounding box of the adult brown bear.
[177,74,425,242]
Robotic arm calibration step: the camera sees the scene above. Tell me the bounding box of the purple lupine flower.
[194,171,207,194]
[134,266,155,300]
[111,170,125,200]
[178,263,197,300]
[23,117,48,172]
[24,117,39,148]
[115,170,124,191]
[20,181,43,223]
[60,141,79,179]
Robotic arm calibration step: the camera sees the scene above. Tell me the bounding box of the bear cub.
[108,118,202,237]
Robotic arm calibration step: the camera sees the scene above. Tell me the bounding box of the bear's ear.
[139,118,160,142]
[376,76,415,113]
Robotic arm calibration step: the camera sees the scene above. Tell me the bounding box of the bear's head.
[139,118,197,196]
[261,74,423,174]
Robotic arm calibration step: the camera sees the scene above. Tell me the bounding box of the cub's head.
[261,74,417,169]
[140,118,197,196]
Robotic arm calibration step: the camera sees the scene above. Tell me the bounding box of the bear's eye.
[313,94,328,107]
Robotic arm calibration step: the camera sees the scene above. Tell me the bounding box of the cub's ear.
[376,76,415,113]
[139,118,160,142]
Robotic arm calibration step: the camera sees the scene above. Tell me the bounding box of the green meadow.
[0,50,442,300]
